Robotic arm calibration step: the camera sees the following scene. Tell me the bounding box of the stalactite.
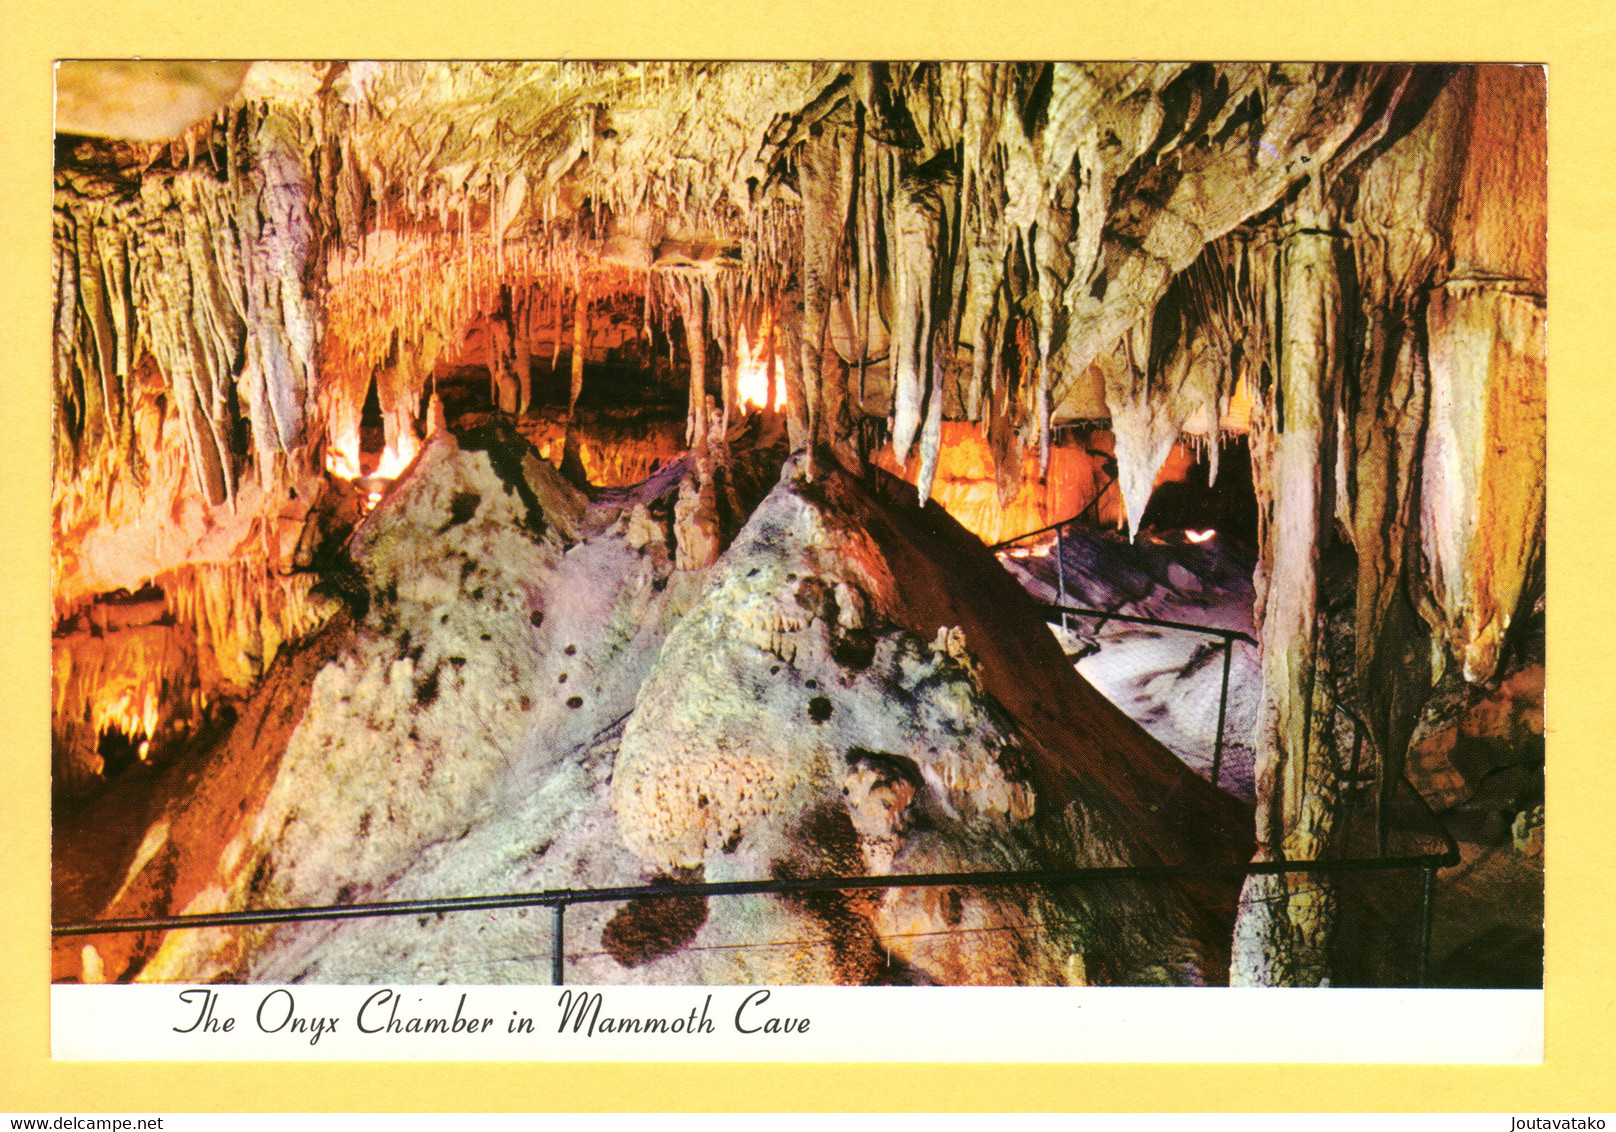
[764,321,779,422]
[1411,66,1546,687]
[73,219,112,457]
[719,317,739,435]
[1034,320,1052,478]
[51,220,81,481]
[236,110,317,474]
[1104,319,1173,542]
[958,64,1010,430]
[512,284,533,415]
[987,308,1020,507]
[489,288,519,413]
[854,139,880,421]
[797,126,851,476]
[777,284,810,454]
[677,277,709,454]
[55,62,1442,555]
[1421,283,1545,684]
[890,176,943,464]
[1340,79,1454,819]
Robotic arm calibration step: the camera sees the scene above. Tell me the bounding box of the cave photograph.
[49,61,1545,991]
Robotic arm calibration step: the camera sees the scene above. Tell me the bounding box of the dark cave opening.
[95,726,146,780]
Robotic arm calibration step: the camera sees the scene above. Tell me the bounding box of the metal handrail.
[988,472,1117,552]
[1040,602,1253,787]
[53,847,1458,986]
[1041,603,1255,646]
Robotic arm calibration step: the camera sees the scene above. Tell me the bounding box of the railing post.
[551,902,566,986]
[1417,864,1437,988]
[1055,523,1067,631]
[1211,636,1233,788]
[1339,726,1364,851]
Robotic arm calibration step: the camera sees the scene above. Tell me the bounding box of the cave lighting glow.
[93,689,159,762]
[734,323,785,411]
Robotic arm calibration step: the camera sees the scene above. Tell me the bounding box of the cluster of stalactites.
[52,100,318,511]
[51,559,329,795]
[306,59,818,462]
[318,62,818,268]
[317,229,619,478]
[161,559,328,690]
[1219,68,1544,958]
[1332,64,1547,693]
[753,61,1542,699]
[757,62,1419,510]
[194,68,815,487]
[1102,230,1276,540]
[52,609,201,795]
[51,61,1542,704]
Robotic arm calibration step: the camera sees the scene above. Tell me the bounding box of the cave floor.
[52,769,166,925]
[1326,808,1544,989]
[1428,811,1545,989]
[998,524,1261,803]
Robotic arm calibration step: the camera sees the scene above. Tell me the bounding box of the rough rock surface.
[64,435,1248,986]
[125,423,691,982]
[615,462,1068,984]
[613,457,1252,985]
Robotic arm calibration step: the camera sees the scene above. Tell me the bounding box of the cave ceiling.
[51,58,1545,697]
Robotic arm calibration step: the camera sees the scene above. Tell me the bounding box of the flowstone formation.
[60,428,1245,986]
[616,461,1064,984]
[614,458,1244,985]
[71,422,689,983]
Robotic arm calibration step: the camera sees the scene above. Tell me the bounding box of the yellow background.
[3,1,1609,1111]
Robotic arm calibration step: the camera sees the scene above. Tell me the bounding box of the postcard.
[6,4,1604,1114]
